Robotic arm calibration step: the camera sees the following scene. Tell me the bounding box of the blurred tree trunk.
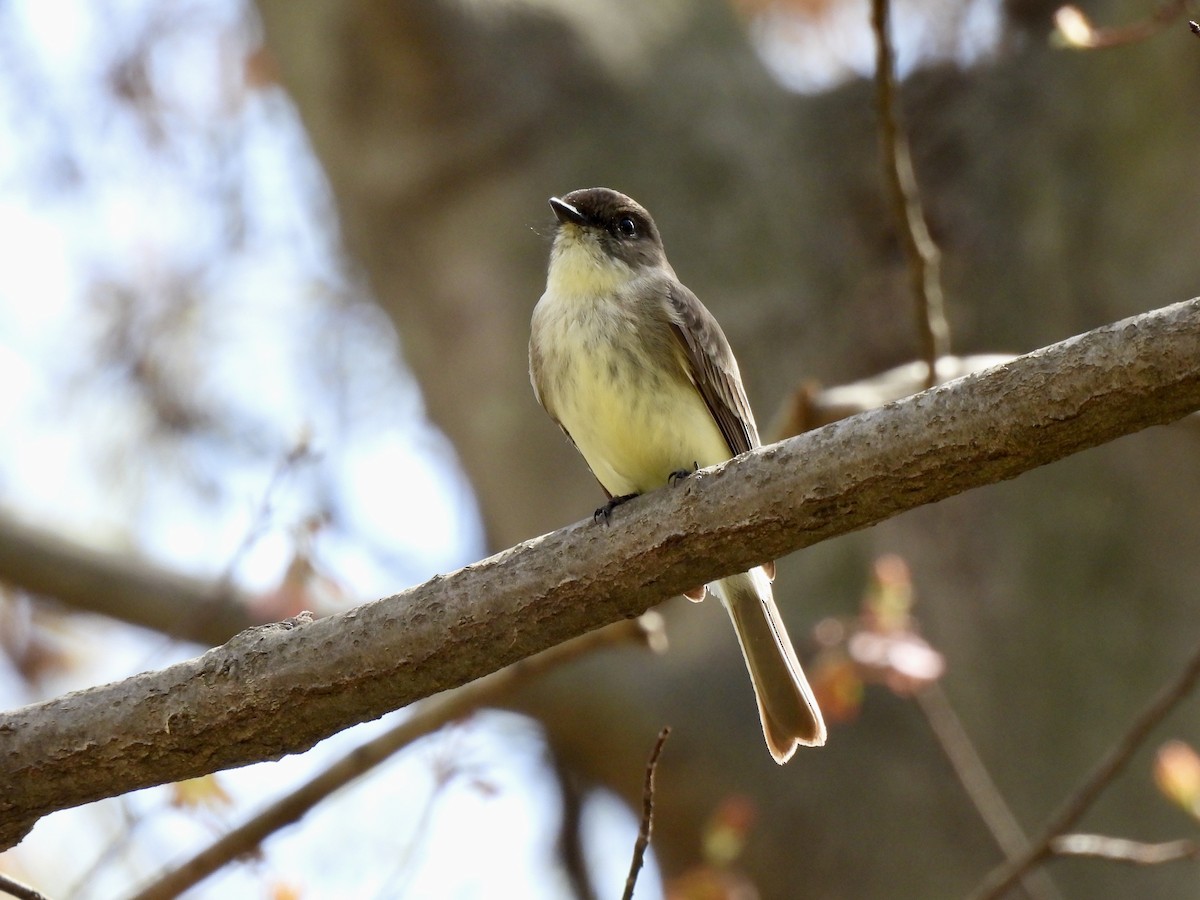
[254,0,1200,896]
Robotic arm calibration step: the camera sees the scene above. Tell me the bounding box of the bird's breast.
[531,291,731,498]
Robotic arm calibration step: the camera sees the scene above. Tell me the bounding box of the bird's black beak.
[549,197,588,227]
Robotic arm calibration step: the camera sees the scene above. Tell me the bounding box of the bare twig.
[915,685,1063,900]
[0,872,49,900]
[1050,834,1200,865]
[971,634,1200,899]
[869,0,950,388]
[128,615,665,900]
[63,797,143,900]
[371,737,467,900]
[213,437,314,591]
[622,727,670,900]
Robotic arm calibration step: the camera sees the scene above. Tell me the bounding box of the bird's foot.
[594,493,638,525]
[668,462,700,487]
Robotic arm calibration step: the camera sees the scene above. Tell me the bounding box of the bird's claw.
[594,493,638,525]
[668,462,700,487]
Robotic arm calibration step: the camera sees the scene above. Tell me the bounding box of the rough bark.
[3,298,1198,850]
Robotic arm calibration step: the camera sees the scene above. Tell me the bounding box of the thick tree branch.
[2,299,1199,850]
[0,515,255,646]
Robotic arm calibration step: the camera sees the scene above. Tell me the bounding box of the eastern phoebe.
[529,187,826,762]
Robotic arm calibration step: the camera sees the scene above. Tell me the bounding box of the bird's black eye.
[615,216,638,238]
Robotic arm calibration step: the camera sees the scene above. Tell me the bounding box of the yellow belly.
[535,295,731,497]
[570,369,729,496]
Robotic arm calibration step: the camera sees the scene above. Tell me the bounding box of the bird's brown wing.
[665,281,774,580]
[664,281,760,456]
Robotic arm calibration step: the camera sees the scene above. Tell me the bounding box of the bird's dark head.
[548,188,667,273]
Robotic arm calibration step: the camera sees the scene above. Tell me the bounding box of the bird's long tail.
[711,567,826,763]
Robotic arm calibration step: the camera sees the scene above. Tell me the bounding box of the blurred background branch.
[973,631,1200,899]
[1049,833,1200,865]
[129,615,666,900]
[0,514,253,646]
[869,0,949,388]
[916,682,1064,900]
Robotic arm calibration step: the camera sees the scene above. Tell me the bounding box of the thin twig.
[0,872,49,900]
[970,635,1200,899]
[141,438,314,661]
[63,796,143,900]
[1050,833,1200,865]
[622,727,670,900]
[916,684,1063,900]
[129,615,666,900]
[870,0,950,389]
[369,736,466,900]
[215,437,314,591]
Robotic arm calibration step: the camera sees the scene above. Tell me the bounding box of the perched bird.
[529,187,826,762]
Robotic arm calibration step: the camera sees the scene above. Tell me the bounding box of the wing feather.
[663,281,760,456]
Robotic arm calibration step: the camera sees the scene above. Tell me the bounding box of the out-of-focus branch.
[767,354,1015,440]
[971,630,1200,899]
[0,871,48,900]
[1050,834,1200,865]
[3,298,1200,852]
[870,0,950,388]
[552,749,598,900]
[1052,0,1188,50]
[129,615,666,900]
[916,685,1063,900]
[0,514,255,647]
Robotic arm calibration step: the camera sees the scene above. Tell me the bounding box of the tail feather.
[711,568,826,763]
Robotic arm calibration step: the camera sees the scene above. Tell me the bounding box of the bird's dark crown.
[550,187,665,268]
